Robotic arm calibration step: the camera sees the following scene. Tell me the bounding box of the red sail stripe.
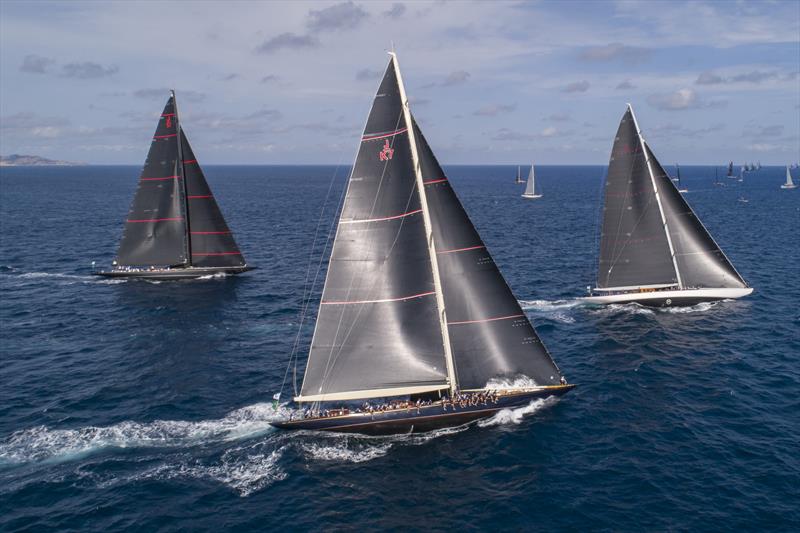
[188,195,212,199]
[340,209,422,224]
[321,291,435,306]
[361,127,408,142]
[183,159,198,164]
[190,231,231,235]
[423,178,448,185]
[448,314,525,326]
[191,252,242,256]
[153,133,177,139]
[127,217,184,223]
[161,113,176,117]
[141,175,179,181]
[437,245,486,255]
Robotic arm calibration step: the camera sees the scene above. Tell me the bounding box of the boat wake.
[4,270,127,285]
[478,397,557,428]
[519,299,582,323]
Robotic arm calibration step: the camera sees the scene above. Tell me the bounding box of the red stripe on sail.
[423,178,448,185]
[188,195,212,199]
[448,314,525,326]
[141,175,179,181]
[183,159,198,164]
[192,252,242,256]
[161,113,176,117]
[153,133,177,139]
[127,217,184,223]
[361,127,408,142]
[341,209,422,224]
[437,245,485,254]
[321,291,435,306]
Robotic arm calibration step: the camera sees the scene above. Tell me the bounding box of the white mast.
[628,104,683,289]
[391,52,458,396]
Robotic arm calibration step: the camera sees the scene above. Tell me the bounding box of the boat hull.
[580,287,753,307]
[780,185,796,189]
[270,385,574,436]
[521,194,543,199]
[93,265,255,280]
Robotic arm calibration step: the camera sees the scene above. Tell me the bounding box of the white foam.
[601,303,655,316]
[0,402,285,465]
[302,441,392,463]
[485,375,539,390]
[477,397,556,428]
[519,299,582,312]
[657,301,720,314]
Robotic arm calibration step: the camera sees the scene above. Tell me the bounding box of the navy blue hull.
[94,265,254,280]
[271,386,574,436]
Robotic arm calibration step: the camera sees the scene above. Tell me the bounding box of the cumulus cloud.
[0,112,71,138]
[133,88,206,102]
[260,75,279,84]
[547,113,571,122]
[20,54,55,74]
[383,3,406,18]
[355,68,382,81]
[473,103,516,117]
[218,73,239,82]
[562,80,590,93]
[307,1,368,32]
[696,70,783,85]
[491,126,566,141]
[255,33,320,54]
[579,43,651,64]
[646,88,725,111]
[748,125,784,137]
[61,61,118,79]
[442,70,470,86]
[616,80,636,90]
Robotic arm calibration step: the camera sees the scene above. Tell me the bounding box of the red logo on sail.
[379,139,394,161]
[166,116,172,128]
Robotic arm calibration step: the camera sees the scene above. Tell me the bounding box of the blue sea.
[1,165,798,531]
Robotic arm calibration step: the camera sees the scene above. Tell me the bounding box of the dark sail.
[181,131,246,268]
[413,118,562,389]
[115,95,187,266]
[597,106,677,289]
[298,60,448,402]
[645,144,747,289]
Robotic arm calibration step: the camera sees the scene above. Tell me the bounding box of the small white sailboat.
[521,164,542,199]
[515,165,524,184]
[738,166,744,182]
[782,165,797,189]
[675,164,688,193]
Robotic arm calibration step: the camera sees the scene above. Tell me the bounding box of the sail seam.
[437,245,485,254]
[339,208,422,224]
[127,217,184,223]
[141,175,179,181]
[423,178,447,185]
[321,291,435,306]
[361,127,408,141]
[448,314,524,326]
[153,133,177,139]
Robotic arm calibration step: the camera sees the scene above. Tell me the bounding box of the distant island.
[0,154,87,166]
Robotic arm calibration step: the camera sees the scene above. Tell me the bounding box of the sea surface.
[1,165,798,531]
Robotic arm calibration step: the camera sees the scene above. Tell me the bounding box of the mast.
[173,90,192,266]
[391,52,457,396]
[628,104,683,289]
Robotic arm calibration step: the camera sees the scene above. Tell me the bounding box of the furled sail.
[645,144,747,289]
[115,94,187,266]
[524,165,536,196]
[297,60,448,402]
[597,106,677,289]
[413,118,561,389]
[180,131,246,268]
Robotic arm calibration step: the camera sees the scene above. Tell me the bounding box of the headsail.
[297,59,448,402]
[115,94,187,266]
[181,132,246,268]
[645,143,747,289]
[413,118,561,389]
[596,106,677,289]
[786,166,795,187]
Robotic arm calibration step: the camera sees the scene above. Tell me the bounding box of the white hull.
[580,287,753,306]
[781,184,796,189]
[521,193,543,199]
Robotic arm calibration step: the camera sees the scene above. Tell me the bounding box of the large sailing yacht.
[271,54,573,435]
[582,105,752,306]
[96,91,252,280]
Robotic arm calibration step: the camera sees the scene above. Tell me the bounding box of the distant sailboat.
[582,104,753,306]
[713,167,725,187]
[521,164,542,199]
[726,161,737,179]
[515,165,524,184]
[675,164,688,193]
[270,53,573,435]
[738,166,745,182]
[96,91,253,279]
[782,166,797,189]
[756,161,761,170]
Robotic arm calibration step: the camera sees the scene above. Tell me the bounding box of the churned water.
[1,165,798,530]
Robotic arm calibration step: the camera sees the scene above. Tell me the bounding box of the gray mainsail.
[115,94,187,266]
[597,106,677,289]
[524,165,536,196]
[414,118,562,389]
[645,143,747,289]
[297,59,448,402]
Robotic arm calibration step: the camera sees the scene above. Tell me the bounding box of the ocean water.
[0,164,798,531]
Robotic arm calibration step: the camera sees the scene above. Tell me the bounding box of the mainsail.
[297,59,448,402]
[181,131,245,268]
[786,166,795,187]
[524,165,536,196]
[116,94,187,266]
[597,106,677,289]
[414,119,560,389]
[297,56,562,402]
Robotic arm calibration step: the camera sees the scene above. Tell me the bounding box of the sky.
[0,0,798,165]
